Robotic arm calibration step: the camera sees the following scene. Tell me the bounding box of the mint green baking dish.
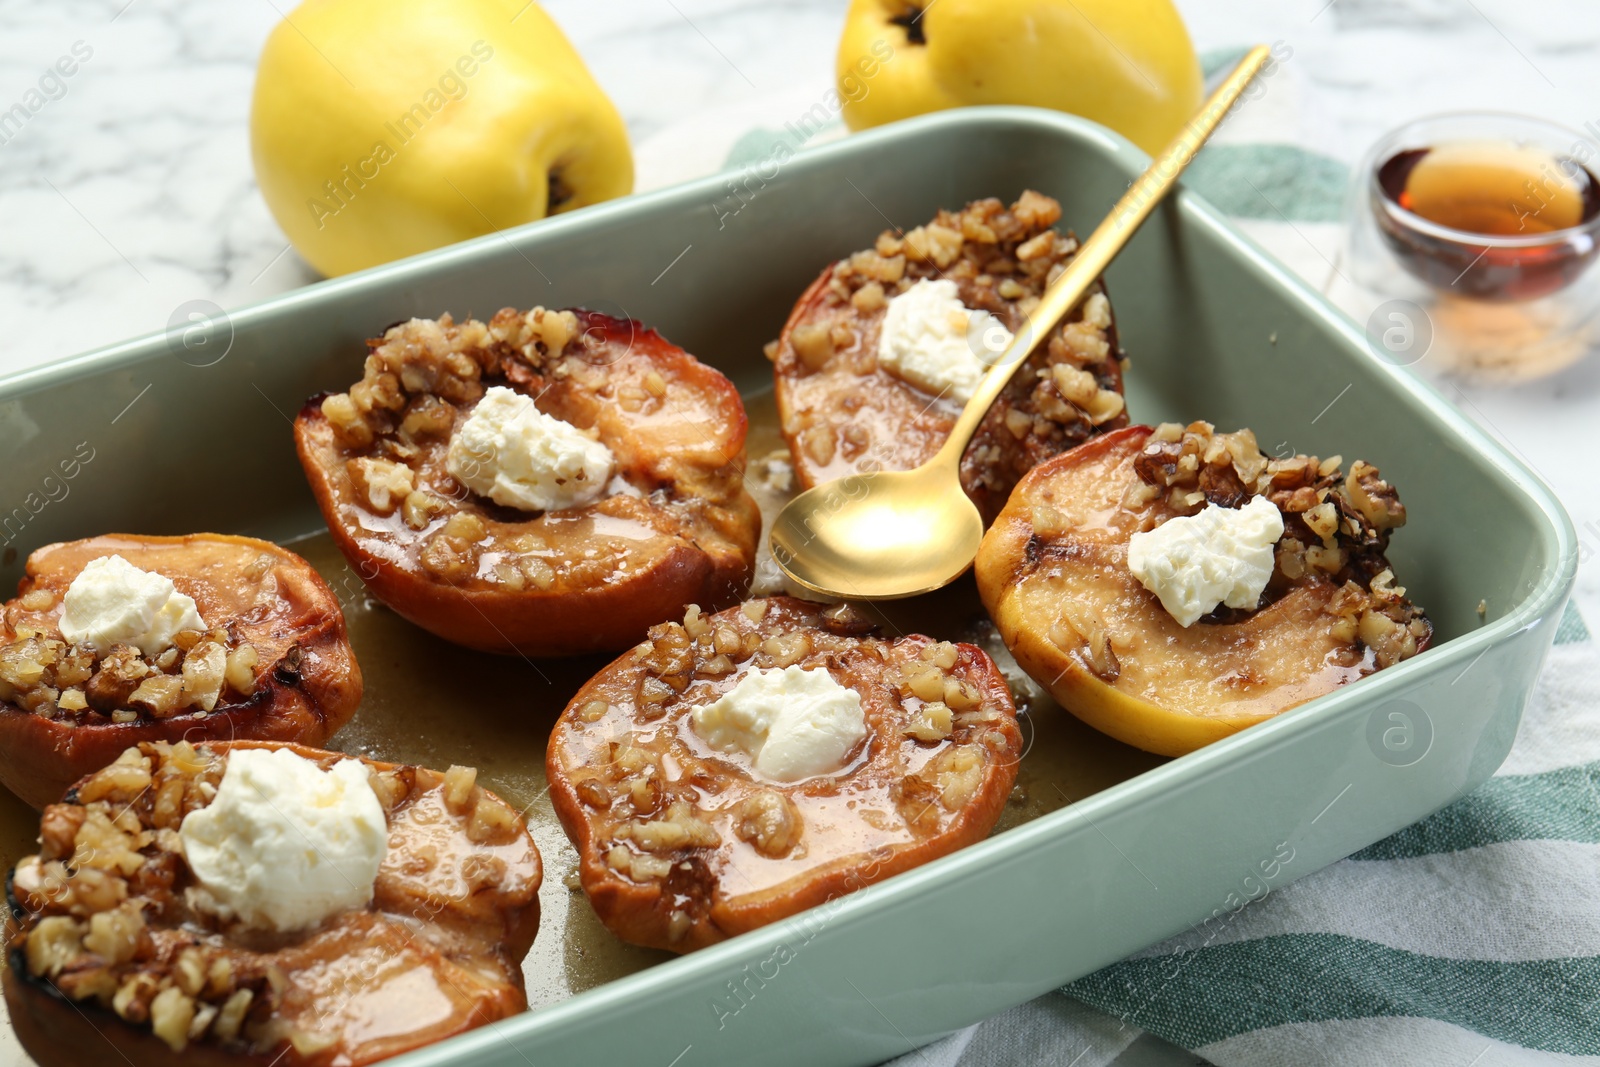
[0,108,1573,1067]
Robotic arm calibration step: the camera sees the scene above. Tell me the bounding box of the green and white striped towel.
[884,602,1599,1067]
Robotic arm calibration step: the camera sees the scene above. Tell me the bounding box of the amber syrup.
[1375,141,1600,301]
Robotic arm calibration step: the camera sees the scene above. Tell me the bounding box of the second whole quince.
[836,0,1204,155]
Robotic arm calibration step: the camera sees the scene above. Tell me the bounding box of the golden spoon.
[769,45,1274,601]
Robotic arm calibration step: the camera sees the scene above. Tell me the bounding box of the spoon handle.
[935,44,1275,465]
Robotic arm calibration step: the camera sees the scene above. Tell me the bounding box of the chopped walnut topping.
[319,310,577,464]
[180,638,227,712]
[904,701,954,742]
[1132,421,1429,667]
[0,623,260,726]
[467,796,519,845]
[347,456,416,515]
[927,745,986,811]
[901,222,965,267]
[223,644,259,696]
[761,631,813,668]
[734,791,802,858]
[1345,460,1406,531]
[624,800,720,852]
[606,845,673,882]
[791,323,834,371]
[25,917,82,979]
[442,764,477,813]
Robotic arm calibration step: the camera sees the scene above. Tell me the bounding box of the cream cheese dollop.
[1126,497,1284,627]
[446,385,613,512]
[876,278,1012,404]
[179,748,388,932]
[690,665,868,782]
[58,554,205,656]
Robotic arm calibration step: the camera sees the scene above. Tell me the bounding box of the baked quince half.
[976,423,1432,756]
[0,535,360,809]
[4,740,541,1067]
[548,597,1022,952]
[296,308,761,657]
[770,191,1127,524]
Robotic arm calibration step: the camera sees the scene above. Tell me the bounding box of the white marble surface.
[0,2,1598,1065]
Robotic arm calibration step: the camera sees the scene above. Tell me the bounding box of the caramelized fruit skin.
[296,311,761,657]
[0,535,361,809]
[547,597,1022,953]
[977,427,1426,756]
[771,193,1126,524]
[3,740,541,1067]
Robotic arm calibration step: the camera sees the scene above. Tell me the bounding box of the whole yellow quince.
[252,0,632,277]
[836,0,1203,155]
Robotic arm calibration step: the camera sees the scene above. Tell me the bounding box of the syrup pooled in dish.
[547,596,1022,953]
[295,307,762,657]
[3,741,541,1067]
[0,535,361,809]
[977,423,1432,756]
[770,191,1128,523]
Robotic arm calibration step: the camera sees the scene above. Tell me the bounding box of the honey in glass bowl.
[1372,133,1600,302]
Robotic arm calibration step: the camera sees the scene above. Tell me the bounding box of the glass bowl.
[1367,113,1599,301]
[1344,112,1600,380]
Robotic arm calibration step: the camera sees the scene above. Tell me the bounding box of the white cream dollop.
[446,385,613,512]
[58,554,206,656]
[179,748,388,932]
[876,278,1013,404]
[1126,497,1285,627]
[690,665,868,782]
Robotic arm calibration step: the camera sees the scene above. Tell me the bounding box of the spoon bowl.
[770,46,1275,601]
[769,460,984,600]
